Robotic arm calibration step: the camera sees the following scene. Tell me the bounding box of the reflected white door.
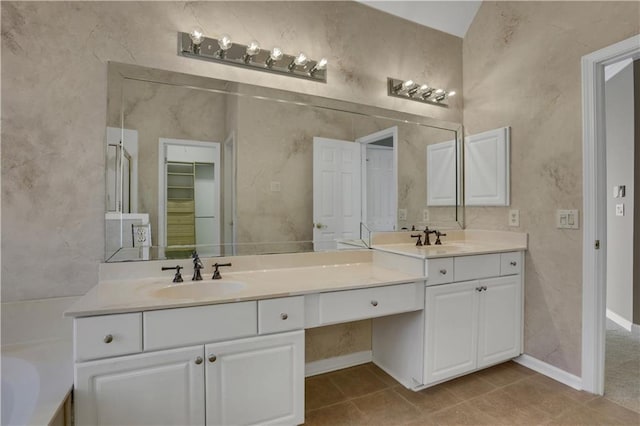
[313,138,361,251]
[365,146,395,231]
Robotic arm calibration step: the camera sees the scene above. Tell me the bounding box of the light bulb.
[421,89,434,99]
[435,88,445,94]
[270,47,283,61]
[294,52,309,66]
[448,91,456,97]
[435,94,446,102]
[419,84,429,91]
[246,41,261,56]
[189,26,205,45]
[315,58,328,70]
[402,80,415,90]
[218,34,232,51]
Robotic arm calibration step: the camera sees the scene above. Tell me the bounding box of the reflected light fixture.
[178,29,328,83]
[387,77,455,107]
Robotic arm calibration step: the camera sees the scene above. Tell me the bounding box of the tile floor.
[304,362,640,425]
[605,319,640,413]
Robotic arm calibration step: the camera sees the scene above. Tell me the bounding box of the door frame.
[581,34,639,394]
[357,126,398,231]
[158,138,221,256]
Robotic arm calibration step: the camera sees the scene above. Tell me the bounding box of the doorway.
[158,138,221,258]
[581,34,640,396]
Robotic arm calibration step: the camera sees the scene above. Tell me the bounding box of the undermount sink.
[153,280,247,299]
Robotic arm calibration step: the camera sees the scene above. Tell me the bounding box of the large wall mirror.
[105,62,463,262]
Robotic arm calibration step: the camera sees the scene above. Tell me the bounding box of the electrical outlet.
[270,181,281,192]
[423,209,429,222]
[133,224,151,247]
[398,209,407,221]
[508,209,520,227]
[616,204,625,216]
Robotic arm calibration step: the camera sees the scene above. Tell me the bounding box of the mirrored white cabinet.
[105,63,464,261]
[464,127,511,206]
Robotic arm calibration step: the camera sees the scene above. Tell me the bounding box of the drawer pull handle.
[371,300,378,307]
[208,354,217,363]
[103,334,113,344]
[510,261,517,266]
[280,313,288,320]
[195,356,203,365]
[439,269,447,275]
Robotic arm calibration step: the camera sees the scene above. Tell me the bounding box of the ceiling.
[358,1,482,38]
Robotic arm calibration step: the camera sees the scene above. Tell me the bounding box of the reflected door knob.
[439,269,447,275]
[510,261,517,266]
[314,223,327,229]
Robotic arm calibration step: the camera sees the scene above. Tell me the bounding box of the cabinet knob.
[510,261,517,266]
[280,313,288,320]
[103,334,113,344]
[195,356,203,365]
[371,300,379,307]
[439,269,447,275]
[208,354,217,363]
[476,287,482,292]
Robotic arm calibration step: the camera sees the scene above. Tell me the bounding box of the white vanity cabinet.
[424,274,522,384]
[372,250,524,390]
[73,299,305,426]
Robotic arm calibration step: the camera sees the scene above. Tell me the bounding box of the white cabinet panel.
[427,139,459,206]
[477,276,522,368]
[74,313,142,362]
[464,127,510,206]
[144,302,257,351]
[424,281,479,384]
[205,331,304,426]
[75,346,205,426]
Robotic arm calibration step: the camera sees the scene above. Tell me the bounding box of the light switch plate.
[270,181,281,192]
[616,204,625,216]
[557,209,579,229]
[423,209,430,222]
[398,209,407,221]
[508,209,520,227]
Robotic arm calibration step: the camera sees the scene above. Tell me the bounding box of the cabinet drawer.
[74,313,142,361]
[500,252,522,276]
[454,254,500,282]
[425,258,454,286]
[318,283,420,325]
[144,302,257,351]
[258,297,305,334]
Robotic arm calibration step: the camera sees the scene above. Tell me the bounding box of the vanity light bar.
[178,31,328,83]
[387,77,455,107]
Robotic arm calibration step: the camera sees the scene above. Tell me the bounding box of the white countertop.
[65,262,424,317]
[1,339,73,426]
[372,240,527,259]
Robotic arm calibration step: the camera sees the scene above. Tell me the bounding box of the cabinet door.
[75,346,205,426]
[205,331,304,426]
[477,275,522,368]
[424,281,479,384]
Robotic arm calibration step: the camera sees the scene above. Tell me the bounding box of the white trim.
[606,309,633,332]
[514,354,582,391]
[304,350,372,377]
[581,34,640,395]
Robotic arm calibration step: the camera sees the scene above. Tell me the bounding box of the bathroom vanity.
[66,232,526,426]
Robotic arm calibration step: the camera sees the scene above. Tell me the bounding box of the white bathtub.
[2,357,40,426]
[1,340,72,426]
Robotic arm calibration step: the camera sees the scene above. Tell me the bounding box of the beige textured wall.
[1,2,462,361]
[463,1,640,375]
[1,1,462,302]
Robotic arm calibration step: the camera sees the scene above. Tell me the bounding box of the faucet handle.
[411,234,423,247]
[212,262,232,280]
[162,265,184,283]
[434,231,447,245]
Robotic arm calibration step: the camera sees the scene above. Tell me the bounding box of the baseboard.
[606,309,633,332]
[305,350,372,377]
[514,354,582,391]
